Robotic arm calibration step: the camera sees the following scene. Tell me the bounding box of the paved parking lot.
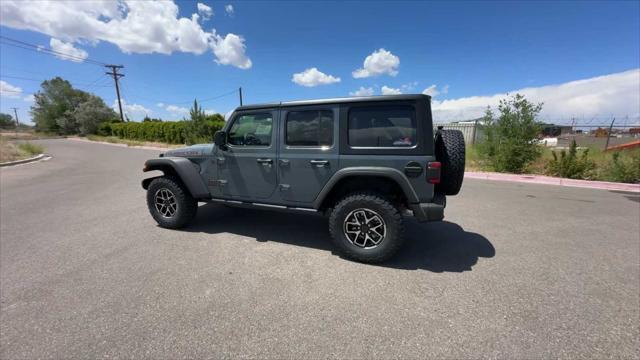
[1,139,638,358]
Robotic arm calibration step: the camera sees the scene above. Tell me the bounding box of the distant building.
[541,124,572,137]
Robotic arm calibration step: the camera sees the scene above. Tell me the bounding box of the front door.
[218,110,278,199]
[278,106,339,204]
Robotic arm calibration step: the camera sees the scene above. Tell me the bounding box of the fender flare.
[142,157,210,199]
[312,167,420,209]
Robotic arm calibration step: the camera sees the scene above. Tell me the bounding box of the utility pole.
[105,65,125,122]
[10,107,19,127]
[604,117,615,151]
[239,87,243,106]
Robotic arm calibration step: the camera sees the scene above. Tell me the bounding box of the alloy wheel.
[343,208,386,248]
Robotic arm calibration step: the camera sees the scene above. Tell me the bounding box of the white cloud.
[156,102,165,108]
[204,109,218,115]
[0,80,22,98]
[197,3,213,20]
[225,4,234,16]
[0,0,252,69]
[49,38,88,62]
[292,68,341,87]
[381,85,402,95]
[422,84,439,97]
[23,94,35,102]
[165,104,190,116]
[113,99,151,121]
[211,32,252,69]
[352,48,400,78]
[401,81,418,92]
[349,86,374,97]
[431,69,640,122]
[422,84,449,97]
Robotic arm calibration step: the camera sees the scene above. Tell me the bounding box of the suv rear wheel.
[146,176,198,229]
[329,193,404,263]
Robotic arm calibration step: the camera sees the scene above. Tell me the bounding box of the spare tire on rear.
[435,129,465,195]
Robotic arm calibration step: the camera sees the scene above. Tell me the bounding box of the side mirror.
[214,130,227,149]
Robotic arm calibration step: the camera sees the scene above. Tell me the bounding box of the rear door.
[277,106,339,204]
[218,110,278,199]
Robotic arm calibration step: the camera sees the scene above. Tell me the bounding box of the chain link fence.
[433,121,640,149]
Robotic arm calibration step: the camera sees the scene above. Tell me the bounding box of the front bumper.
[409,193,446,222]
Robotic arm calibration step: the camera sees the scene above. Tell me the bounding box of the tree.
[0,113,15,129]
[73,95,119,135]
[478,94,543,173]
[31,77,116,135]
[31,77,83,133]
[185,99,211,144]
[189,99,206,123]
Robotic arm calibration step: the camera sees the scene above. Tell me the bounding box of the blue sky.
[1,1,639,124]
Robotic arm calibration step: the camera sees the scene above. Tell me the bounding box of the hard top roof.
[235,94,430,111]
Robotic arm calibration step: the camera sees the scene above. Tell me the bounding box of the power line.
[0,35,108,66]
[200,89,239,103]
[123,88,238,106]
[0,74,111,88]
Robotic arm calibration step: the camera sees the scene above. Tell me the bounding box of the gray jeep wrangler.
[142,94,464,263]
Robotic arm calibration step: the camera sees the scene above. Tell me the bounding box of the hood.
[163,143,213,158]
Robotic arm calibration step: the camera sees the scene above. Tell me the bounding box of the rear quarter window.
[348,106,416,148]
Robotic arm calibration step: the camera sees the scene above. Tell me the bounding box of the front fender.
[312,167,421,209]
[142,157,210,199]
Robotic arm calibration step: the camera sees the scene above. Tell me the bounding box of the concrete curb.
[68,137,170,151]
[465,171,640,192]
[0,153,47,167]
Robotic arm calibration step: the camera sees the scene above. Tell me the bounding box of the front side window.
[348,106,416,147]
[228,113,273,146]
[286,110,333,146]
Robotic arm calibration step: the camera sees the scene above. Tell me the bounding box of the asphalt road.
[1,139,638,359]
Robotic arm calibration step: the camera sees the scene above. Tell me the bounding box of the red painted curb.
[465,172,640,192]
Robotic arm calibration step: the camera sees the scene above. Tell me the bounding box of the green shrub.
[602,150,640,183]
[478,94,543,173]
[107,120,224,144]
[546,139,595,179]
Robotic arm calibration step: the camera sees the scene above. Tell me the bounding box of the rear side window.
[286,110,333,146]
[348,106,416,147]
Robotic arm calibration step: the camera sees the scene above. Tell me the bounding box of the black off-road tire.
[435,129,465,195]
[329,193,404,263]
[146,176,198,229]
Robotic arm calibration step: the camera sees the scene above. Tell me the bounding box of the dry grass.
[0,130,62,141]
[0,137,45,163]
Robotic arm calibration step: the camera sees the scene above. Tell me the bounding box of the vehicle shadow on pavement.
[385,220,495,272]
[186,204,494,272]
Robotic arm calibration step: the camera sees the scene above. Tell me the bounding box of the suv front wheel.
[329,193,404,263]
[146,176,198,229]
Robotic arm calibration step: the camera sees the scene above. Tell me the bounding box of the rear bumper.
[409,193,446,222]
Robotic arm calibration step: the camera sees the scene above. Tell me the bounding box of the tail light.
[427,161,441,184]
